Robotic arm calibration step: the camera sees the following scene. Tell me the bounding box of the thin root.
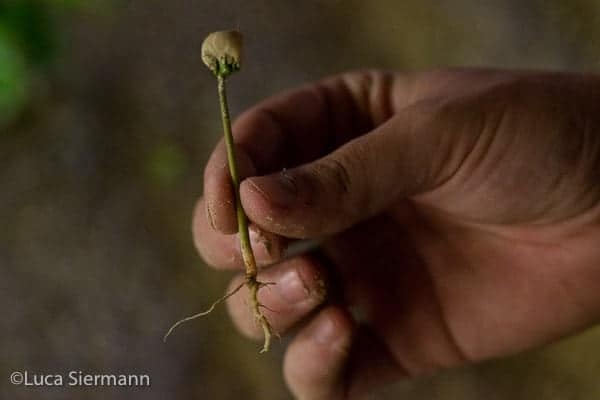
[247,277,274,353]
[163,281,245,342]
[163,277,276,353]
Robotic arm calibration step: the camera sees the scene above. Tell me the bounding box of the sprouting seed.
[201,30,242,78]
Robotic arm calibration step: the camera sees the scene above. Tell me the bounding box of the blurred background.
[2,0,600,399]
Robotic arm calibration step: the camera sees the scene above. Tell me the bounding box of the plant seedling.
[164,30,274,353]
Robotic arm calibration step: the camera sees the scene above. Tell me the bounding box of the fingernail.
[206,201,216,229]
[277,269,309,304]
[247,172,297,209]
[310,314,336,345]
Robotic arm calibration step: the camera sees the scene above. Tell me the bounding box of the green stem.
[217,75,257,278]
[217,74,272,353]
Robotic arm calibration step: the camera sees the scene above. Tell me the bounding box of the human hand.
[193,68,600,399]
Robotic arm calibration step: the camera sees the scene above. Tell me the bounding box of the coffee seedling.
[164,31,274,353]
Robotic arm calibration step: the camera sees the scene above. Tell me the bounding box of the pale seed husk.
[201,30,243,77]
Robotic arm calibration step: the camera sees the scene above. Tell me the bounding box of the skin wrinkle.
[416,212,480,366]
[329,142,380,228]
[391,71,424,111]
[368,330,411,379]
[467,99,509,187]
[316,80,337,156]
[341,72,372,129]
[379,97,463,201]
[408,211,496,364]
[343,327,408,398]
[346,299,416,383]
[254,72,387,177]
[340,71,380,134]
[337,74,373,145]
[426,200,600,250]
[414,86,511,223]
[371,286,441,376]
[576,109,600,214]
[320,157,352,195]
[330,215,457,376]
[514,78,597,222]
[519,99,565,220]
[425,97,490,194]
[279,71,397,181]
[574,109,592,181]
[425,116,456,189]
[511,85,594,222]
[369,71,395,126]
[296,85,330,165]
[589,112,600,182]
[321,77,364,152]
[390,249,468,372]
[342,70,396,128]
[327,156,363,225]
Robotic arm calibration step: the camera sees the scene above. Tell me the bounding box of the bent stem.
[217,74,273,353]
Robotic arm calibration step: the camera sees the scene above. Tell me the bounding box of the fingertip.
[306,307,354,349]
[240,173,309,239]
[203,141,258,234]
[226,256,328,340]
[344,327,406,398]
[284,306,355,400]
[248,224,287,263]
[191,196,287,270]
[191,197,235,269]
[191,197,212,257]
[203,174,238,234]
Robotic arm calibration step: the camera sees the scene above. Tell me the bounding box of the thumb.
[239,101,463,238]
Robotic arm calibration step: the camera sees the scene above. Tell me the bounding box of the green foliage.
[0,0,97,127]
[0,28,28,129]
[145,141,187,186]
[0,0,58,66]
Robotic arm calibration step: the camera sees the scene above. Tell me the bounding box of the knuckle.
[306,149,369,227]
[316,157,353,196]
